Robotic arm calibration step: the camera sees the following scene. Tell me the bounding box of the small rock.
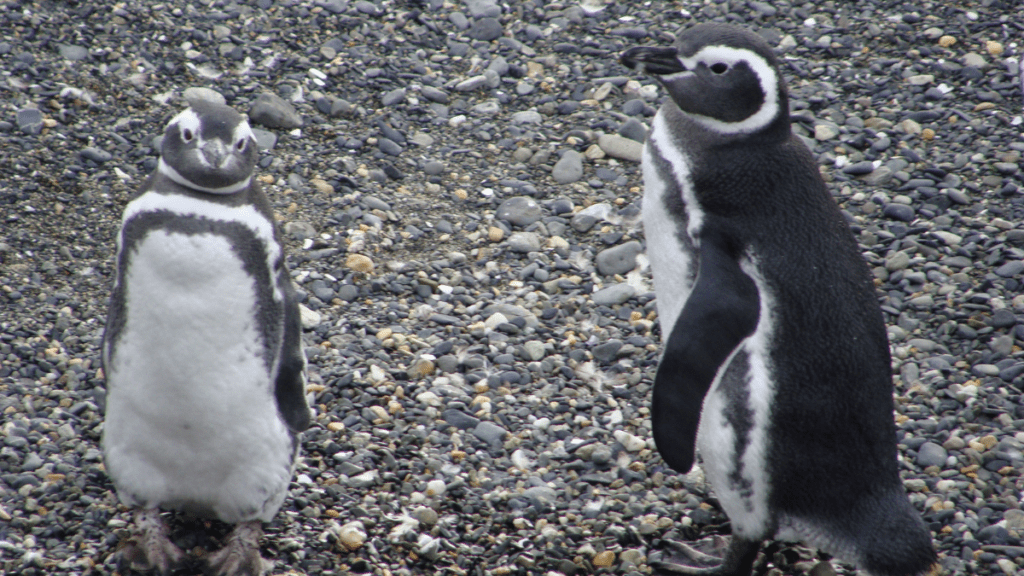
[346,254,375,273]
[249,92,302,129]
[553,150,584,184]
[17,108,44,135]
[337,521,366,551]
[613,430,645,452]
[473,421,508,447]
[467,17,502,41]
[592,339,623,363]
[299,305,321,329]
[597,134,642,162]
[497,196,543,227]
[508,231,541,253]
[183,87,226,106]
[596,241,643,276]
[618,117,647,143]
[591,283,636,306]
[916,442,947,468]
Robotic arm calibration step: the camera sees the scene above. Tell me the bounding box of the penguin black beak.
[620,46,686,76]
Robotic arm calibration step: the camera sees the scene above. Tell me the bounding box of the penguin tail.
[850,490,938,576]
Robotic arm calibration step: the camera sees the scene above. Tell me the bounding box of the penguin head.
[158,102,258,194]
[621,23,788,138]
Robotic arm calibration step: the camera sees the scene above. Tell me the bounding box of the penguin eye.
[182,128,194,142]
[710,62,730,75]
[236,138,247,151]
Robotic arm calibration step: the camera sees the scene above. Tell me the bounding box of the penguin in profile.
[621,24,937,576]
[102,100,310,576]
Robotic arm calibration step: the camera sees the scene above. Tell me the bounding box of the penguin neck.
[158,157,251,195]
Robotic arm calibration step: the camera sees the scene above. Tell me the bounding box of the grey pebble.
[467,18,503,41]
[382,87,406,107]
[249,92,302,129]
[57,43,89,61]
[508,231,541,253]
[596,241,643,276]
[552,150,584,184]
[80,147,112,163]
[497,196,543,227]
[592,339,624,363]
[995,261,1024,278]
[619,117,648,143]
[882,203,915,222]
[915,442,947,468]
[591,283,636,306]
[473,421,508,447]
[598,134,643,162]
[16,108,43,135]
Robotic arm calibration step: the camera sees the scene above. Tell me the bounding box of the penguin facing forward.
[102,101,310,576]
[621,24,937,576]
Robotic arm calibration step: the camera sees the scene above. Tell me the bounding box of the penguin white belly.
[695,257,776,539]
[103,229,293,524]
[643,110,703,333]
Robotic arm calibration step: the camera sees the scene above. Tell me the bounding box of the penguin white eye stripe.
[233,121,255,146]
[169,109,203,140]
[680,45,779,135]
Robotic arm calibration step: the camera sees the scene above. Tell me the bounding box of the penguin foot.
[203,521,269,576]
[651,535,760,576]
[120,508,186,575]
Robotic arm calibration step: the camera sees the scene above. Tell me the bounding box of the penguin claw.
[120,509,186,575]
[651,535,759,576]
[203,521,269,576]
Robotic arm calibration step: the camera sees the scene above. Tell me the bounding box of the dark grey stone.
[596,241,643,276]
[249,92,302,129]
[497,196,543,227]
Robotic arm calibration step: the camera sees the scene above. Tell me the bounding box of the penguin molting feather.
[621,23,937,576]
[102,101,310,576]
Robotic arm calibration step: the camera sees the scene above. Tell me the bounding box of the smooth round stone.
[467,17,502,41]
[882,203,915,222]
[995,261,1024,278]
[378,137,403,156]
[552,150,584,184]
[381,87,406,107]
[79,147,112,163]
[596,241,642,276]
[597,134,642,162]
[508,232,541,253]
[916,442,948,468]
[622,98,646,116]
[591,283,636,306]
[618,117,647,143]
[337,285,359,302]
[549,198,574,215]
[423,160,445,175]
[249,92,302,129]
[497,196,543,227]
[57,43,89,61]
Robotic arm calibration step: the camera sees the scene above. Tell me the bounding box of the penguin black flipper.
[274,276,311,435]
[651,226,760,473]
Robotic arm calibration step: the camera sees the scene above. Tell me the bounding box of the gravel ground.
[2,0,1024,575]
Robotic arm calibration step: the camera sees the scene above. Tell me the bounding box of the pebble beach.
[1,0,1024,575]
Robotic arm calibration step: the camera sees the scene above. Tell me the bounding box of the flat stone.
[995,261,1024,278]
[57,44,89,61]
[443,409,480,430]
[882,203,915,222]
[591,283,636,306]
[497,196,543,227]
[552,150,584,184]
[473,421,508,447]
[467,17,502,41]
[508,231,541,253]
[618,117,647,143]
[597,134,642,162]
[596,241,643,276]
[249,92,302,129]
[572,203,612,232]
[183,87,226,106]
[16,108,43,135]
[79,147,112,163]
[915,441,947,468]
[381,87,406,106]
[592,339,623,362]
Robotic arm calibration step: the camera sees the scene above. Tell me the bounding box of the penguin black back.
[622,23,937,576]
